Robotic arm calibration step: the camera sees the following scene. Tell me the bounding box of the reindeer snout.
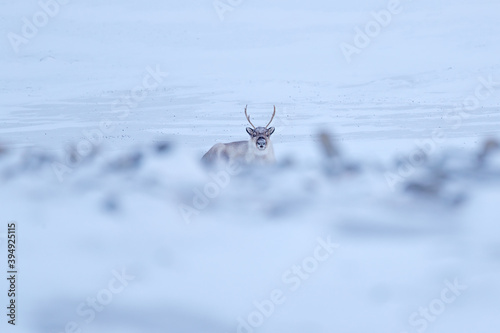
[256,137,267,149]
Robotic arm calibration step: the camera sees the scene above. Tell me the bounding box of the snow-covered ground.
[1,0,500,332]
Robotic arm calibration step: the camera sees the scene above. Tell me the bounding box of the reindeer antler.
[265,105,276,128]
[244,105,256,129]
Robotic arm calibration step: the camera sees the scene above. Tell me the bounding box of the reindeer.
[202,106,276,167]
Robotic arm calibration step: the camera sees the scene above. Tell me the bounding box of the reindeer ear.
[246,127,254,136]
[267,127,275,136]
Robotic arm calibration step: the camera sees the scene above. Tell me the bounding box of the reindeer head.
[245,106,276,151]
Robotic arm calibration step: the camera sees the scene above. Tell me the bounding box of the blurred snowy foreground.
[1,0,500,332]
[1,132,500,333]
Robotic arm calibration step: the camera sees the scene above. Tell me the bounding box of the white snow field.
[1,0,500,332]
